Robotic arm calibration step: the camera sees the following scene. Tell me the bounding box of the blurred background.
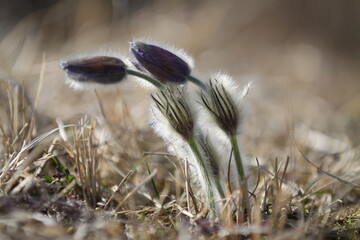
[0,0,359,161]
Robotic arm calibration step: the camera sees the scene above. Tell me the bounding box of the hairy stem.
[187,136,217,218]
[126,69,164,89]
[229,134,251,222]
[187,75,208,90]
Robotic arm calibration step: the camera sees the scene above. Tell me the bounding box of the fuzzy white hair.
[149,88,221,208]
[197,73,253,189]
[130,37,195,70]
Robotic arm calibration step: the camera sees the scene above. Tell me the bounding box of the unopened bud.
[61,56,127,85]
[130,41,192,84]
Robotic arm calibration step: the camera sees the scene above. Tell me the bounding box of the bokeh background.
[1,0,359,162]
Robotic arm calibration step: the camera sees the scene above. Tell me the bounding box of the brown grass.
[0,76,359,239]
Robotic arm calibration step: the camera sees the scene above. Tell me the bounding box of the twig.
[279,156,290,190]
[293,136,360,188]
[48,180,77,204]
[175,204,195,218]
[249,157,261,199]
[115,169,158,211]
[143,152,175,157]
[104,170,133,210]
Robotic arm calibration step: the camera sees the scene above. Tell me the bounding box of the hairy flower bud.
[151,88,194,140]
[200,74,250,136]
[61,56,127,86]
[150,87,218,216]
[130,41,192,84]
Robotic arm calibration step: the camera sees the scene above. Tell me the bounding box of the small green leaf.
[42,175,53,183]
[52,156,67,175]
[314,190,333,195]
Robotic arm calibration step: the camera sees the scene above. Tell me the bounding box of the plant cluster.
[61,39,252,221]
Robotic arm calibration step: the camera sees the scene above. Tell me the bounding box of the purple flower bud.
[130,41,191,84]
[60,56,127,85]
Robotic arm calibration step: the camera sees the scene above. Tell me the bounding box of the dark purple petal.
[61,56,127,84]
[130,42,191,84]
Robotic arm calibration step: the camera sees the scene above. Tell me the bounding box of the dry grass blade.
[115,168,158,211]
[72,119,102,208]
[48,179,77,205]
[0,124,82,186]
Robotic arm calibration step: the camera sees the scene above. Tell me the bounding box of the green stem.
[146,162,160,200]
[228,134,251,222]
[126,69,165,89]
[229,135,245,180]
[187,75,208,90]
[214,177,225,199]
[187,136,217,218]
